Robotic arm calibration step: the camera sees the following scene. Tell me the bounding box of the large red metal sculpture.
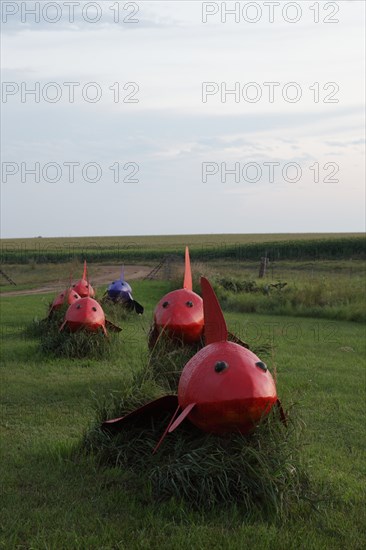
[162,277,278,440]
[103,278,283,451]
[72,261,95,298]
[59,296,121,336]
[150,247,204,345]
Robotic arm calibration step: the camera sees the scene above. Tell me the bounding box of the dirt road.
[0,265,152,297]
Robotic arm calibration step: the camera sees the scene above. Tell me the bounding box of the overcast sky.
[1,0,365,238]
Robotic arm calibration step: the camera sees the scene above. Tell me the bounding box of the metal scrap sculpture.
[72,260,95,298]
[59,296,121,336]
[103,277,284,451]
[48,287,81,317]
[149,247,204,346]
[105,267,144,314]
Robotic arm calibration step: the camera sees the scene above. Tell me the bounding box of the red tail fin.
[183,246,192,290]
[82,260,87,280]
[201,277,228,344]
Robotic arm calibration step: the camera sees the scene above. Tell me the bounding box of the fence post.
[258,254,269,279]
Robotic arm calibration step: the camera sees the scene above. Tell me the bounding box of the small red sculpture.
[72,261,95,298]
[150,247,204,346]
[59,296,121,336]
[48,287,81,316]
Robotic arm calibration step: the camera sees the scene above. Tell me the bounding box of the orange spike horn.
[183,246,192,290]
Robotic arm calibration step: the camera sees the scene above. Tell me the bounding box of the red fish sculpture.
[48,287,81,317]
[149,247,204,346]
[59,296,121,336]
[103,278,284,451]
[162,277,278,439]
[72,261,95,298]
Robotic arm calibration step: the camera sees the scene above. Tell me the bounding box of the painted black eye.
[72,284,75,287]
[76,304,81,309]
[162,301,169,308]
[255,361,268,372]
[86,284,89,287]
[186,301,193,307]
[92,306,97,311]
[215,361,229,373]
[73,295,78,299]
[61,294,64,298]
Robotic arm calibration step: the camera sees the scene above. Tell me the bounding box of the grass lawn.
[1,275,365,549]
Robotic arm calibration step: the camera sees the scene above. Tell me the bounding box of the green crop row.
[1,236,365,264]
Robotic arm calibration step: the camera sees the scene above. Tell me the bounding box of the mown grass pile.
[40,325,118,359]
[82,343,316,519]
[25,302,121,359]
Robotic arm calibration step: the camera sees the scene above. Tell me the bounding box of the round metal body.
[72,278,95,298]
[64,297,106,333]
[107,280,132,302]
[153,288,204,344]
[51,288,81,310]
[178,341,277,434]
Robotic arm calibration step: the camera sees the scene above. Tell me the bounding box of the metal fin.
[201,277,228,344]
[153,404,181,454]
[276,398,288,426]
[105,319,122,333]
[183,246,192,290]
[133,300,144,315]
[102,395,178,432]
[168,402,196,433]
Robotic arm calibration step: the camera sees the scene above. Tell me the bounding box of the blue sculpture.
[106,267,144,314]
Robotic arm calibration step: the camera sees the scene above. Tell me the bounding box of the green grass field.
[1,235,365,549]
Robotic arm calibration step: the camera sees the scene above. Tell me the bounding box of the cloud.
[325,138,366,148]
[1,1,365,237]
[0,1,180,34]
